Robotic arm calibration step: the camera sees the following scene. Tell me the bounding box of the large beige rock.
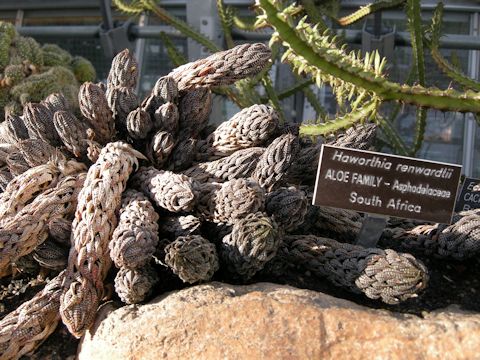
[78,282,480,360]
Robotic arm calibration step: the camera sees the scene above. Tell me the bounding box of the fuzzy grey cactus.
[107,48,138,90]
[132,166,199,212]
[265,186,308,232]
[78,82,114,144]
[114,265,159,304]
[252,133,300,191]
[184,147,265,183]
[164,235,219,283]
[146,130,175,169]
[126,107,153,140]
[109,189,159,269]
[177,87,212,140]
[200,104,278,159]
[220,212,280,280]
[170,43,272,91]
[196,178,265,224]
[271,235,428,305]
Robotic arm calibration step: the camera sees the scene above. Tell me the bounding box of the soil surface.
[1,250,479,358]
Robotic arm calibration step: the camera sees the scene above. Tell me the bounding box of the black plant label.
[455,177,480,212]
[313,145,462,224]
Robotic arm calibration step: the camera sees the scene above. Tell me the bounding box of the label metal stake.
[355,214,389,248]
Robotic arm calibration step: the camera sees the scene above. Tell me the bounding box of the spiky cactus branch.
[232,14,258,32]
[406,0,426,155]
[428,3,480,92]
[258,0,480,114]
[299,0,328,31]
[261,75,286,124]
[338,0,406,26]
[300,100,378,136]
[216,0,235,49]
[158,32,187,67]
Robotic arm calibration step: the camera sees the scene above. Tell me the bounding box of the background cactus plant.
[0,22,96,121]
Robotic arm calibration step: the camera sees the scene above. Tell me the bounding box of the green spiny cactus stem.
[11,66,79,106]
[337,0,406,26]
[261,75,286,124]
[429,3,480,92]
[158,32,187,67]
[300,100,377,137]
[375,115,409,155]
[70,56,96,83]
[0,33,11,71]
[114,0,264,109]
[280,19,386,107]
[23,37,44,67]
[406,0,425,87]
[0,22,17,41]
[216,0,235,49]
[9,36,43,66]
[258,0,480,114]
[406,0,426,155]
[0,87,10,113]
[299,0,328,32]
[3,65,25,86]
[114,0,221,53]
[295,75,326,118]
[232,15,257,32]
[42,44,73,66]
[0,24,95,120]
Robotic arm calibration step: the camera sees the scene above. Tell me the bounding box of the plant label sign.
[455,177,480,212]
[313,145,462,224]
